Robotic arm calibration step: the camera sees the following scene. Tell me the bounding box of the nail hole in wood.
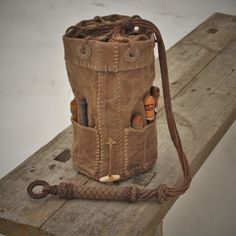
[207,28,218,34]
[0,209,4,213]
[30,169,34,172]
[54,149,71,162]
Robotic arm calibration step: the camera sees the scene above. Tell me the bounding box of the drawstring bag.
[27,14,191,203]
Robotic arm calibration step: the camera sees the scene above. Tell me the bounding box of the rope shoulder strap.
[27,16,192,203]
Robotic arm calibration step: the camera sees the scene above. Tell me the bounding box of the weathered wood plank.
[0,12,235,236]
[155,12,236,110]
[147,222,163,236]
[0,127,88,236]
[0,218,53,236]
[41,31,236,236]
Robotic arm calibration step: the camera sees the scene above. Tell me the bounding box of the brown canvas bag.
[27,15,191,203]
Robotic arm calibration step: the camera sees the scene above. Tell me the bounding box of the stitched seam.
[116,72,123,174]
[97,71,105,175]
[123,128,129,175]
[113,42,119,71]
[65,58,153,72]
[113,43,123,174]
[94,42,102,175]
[94,44,101,175]
[94,129,100,175]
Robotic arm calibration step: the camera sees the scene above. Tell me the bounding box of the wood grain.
[0,13,235,236]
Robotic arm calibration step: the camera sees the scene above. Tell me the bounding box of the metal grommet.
[77,43,91,60]
[124,46,139,62]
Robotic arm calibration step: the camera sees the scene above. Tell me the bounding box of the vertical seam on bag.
[113,42,123,174]
[113,42,119,72]
[95,71,104,176]
[144,127,147,167]
[116,72,123,174]
[94,41,103,176]
[123,128,129,175]
[94,130,100,175]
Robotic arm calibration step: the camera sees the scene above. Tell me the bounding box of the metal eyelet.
[77,43,91,59]
[124,46,139,62]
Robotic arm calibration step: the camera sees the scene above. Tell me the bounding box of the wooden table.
[0,13,235,236]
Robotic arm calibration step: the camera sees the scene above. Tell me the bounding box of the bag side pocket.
[71,119,98,177]
[144,121,158,168]
[124,126,146,175]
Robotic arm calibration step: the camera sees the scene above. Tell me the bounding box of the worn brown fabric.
[63,15,157,181]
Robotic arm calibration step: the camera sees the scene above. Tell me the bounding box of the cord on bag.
[28,15,191,203]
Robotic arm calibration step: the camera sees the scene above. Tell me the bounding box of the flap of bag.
[63,14,155,72]
[63,38,155,72]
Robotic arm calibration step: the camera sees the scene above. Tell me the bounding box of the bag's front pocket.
[144,121,158,168]
[123,121,158,177]
[71,119,98,177]
[124,126,146,175]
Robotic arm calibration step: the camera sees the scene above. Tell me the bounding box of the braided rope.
[28,182,173,203]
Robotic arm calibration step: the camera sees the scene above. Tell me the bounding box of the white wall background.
[0,1,235,236]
